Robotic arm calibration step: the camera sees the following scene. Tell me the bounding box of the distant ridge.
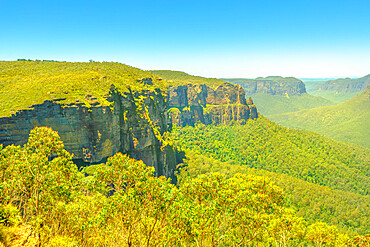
[222,76,334,116]
[221,76,306,96]
[306,74,370,102]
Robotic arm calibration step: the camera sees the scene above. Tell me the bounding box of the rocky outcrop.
[223,77,307,96]
[0,86,176,178]
[167,82,257,126]
[0,82,256,178]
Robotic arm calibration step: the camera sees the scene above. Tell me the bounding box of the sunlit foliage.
[1,127,368,246]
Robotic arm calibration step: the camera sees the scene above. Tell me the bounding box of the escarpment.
[167,82,257,126]
[0,86,177,177]
[222,76,307,96]
[0,61,258,178]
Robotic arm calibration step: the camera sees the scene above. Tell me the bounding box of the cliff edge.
[0,61,257,177]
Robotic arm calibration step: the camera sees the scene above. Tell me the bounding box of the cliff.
[152,70,258,127]
[0,86,176,177]
[0,61,256,178]
[167,82,257,127]
[222,76,307,96]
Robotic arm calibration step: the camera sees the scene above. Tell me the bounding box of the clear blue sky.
[1,0,369,78]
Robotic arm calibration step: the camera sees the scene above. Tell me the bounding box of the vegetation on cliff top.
[270,86,370,148]
[0,61,246,118]
[223,76,302,84]
[1,127,368,246]
[151,70,227,87]
[0,60,168,117]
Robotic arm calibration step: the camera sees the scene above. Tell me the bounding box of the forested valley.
[0,61,369,246]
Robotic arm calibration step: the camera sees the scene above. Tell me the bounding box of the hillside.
[270,86,370,148]
[222,77,334,115]
[307,74,370,102]
[249,93,334,116]
[172,117,370,233]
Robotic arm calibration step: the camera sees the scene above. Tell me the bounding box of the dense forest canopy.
[172,117,370,234]
[0,127,368,246]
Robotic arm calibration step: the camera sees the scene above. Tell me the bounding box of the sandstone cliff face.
[0,86,176,178]
[223,77,307,96]
[167,82,257,126]
[0,81,256,178]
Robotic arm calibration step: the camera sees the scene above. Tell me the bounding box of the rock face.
[167,82,257,126]
[223,77,307,96]
[0,82,256,178]
[0,87,176,178]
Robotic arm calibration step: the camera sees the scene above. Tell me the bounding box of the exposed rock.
[167,82,256,127]
[0,86,176,178]
[222,77,307,96]
[0,82,257,179]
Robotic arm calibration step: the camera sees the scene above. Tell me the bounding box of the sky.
[1,0,369,78]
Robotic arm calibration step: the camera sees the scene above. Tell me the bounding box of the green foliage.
[173,117,369,195]
[177,151,370,235]
[151,70,226,88]
[270,87,370,148]
[0,204,20,227]
[172,116,370,235]
[0,61,168,117]
[2,126,367,246]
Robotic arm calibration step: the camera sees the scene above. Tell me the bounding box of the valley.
[270,86,370,148]
[0,60,369,246]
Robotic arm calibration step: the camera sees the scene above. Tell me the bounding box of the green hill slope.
[269,87,370,148]
[172,117,370,233]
